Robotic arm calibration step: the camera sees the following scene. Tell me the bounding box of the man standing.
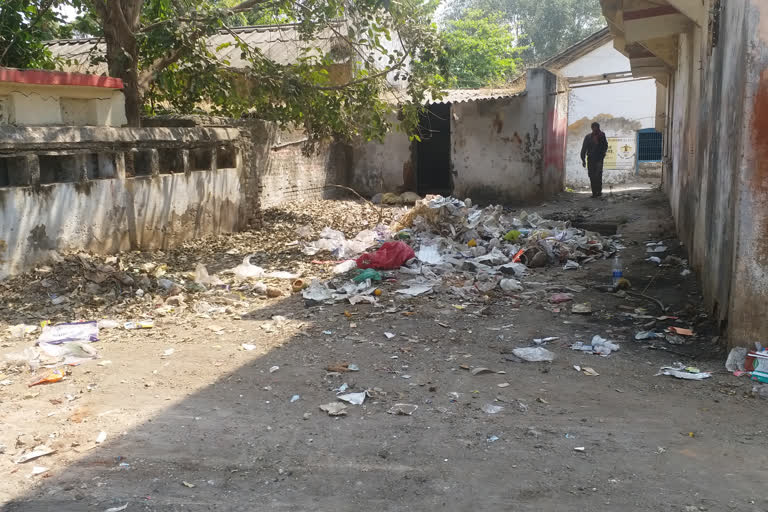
[580,122,609,197]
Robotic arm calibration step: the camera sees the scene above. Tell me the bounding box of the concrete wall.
[350,124,412,196]
[451,69,567,202]
[0,121,348,278]
[351,68,567,202]
[0,83,126,127]
[557,42,657,187]
[662,0,768,346]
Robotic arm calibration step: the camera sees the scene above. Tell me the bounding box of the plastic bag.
[417,245,444,265]
[499,278,524,292]
[232,255,266,280]
[725,347,747,372]
[37,321,98,345]
[195,263,224,287]
[512,347,556,362]
[38,341,98,366]
[356,242,415,270]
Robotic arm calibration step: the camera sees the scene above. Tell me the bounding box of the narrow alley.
[1,188,765,511]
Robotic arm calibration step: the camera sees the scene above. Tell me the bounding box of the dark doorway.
[416,103,452,195]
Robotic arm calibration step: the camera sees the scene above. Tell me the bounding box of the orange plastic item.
[667,326,694,336]
[467,239,477,247]
[29,369,64,387]
[512,248,526,263]
[374,289,383,296]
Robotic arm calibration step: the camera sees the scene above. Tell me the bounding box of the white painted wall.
[0,83,126,127]
[557,42,657,187]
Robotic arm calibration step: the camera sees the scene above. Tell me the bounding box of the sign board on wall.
[604,137,636,170]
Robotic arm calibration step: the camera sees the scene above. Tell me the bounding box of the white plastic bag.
[512,347,555,362]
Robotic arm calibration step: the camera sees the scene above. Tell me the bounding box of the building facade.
[598,0,768,347]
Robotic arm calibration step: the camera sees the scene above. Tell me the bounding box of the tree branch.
[137,46,186,91]
[0,0,55,65]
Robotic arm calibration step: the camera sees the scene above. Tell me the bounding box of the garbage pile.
[301,195,622,303]
[0,199,399,329]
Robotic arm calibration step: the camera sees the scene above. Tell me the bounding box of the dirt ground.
[2,187,767,512]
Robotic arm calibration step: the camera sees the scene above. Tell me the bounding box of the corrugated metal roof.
[428,86,526,105]
[45,22,345,74]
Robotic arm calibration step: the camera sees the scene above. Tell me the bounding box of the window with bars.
[637,129,663,162]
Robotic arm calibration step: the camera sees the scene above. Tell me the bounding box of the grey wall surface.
[664,0,768,346]
[351,68,568,202]
[0,121,349,278]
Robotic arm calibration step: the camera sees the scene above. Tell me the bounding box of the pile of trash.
[0,199,401,329]
[299,195,622,303]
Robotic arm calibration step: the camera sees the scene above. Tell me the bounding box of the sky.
[55,4,79,22]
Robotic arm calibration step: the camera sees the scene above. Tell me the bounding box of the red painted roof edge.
[0,68,123,89]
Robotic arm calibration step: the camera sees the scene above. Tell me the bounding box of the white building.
[541,28,662,188]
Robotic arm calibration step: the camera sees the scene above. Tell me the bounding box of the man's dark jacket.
[580,131,608,163]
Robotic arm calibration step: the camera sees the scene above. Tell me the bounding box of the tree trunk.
[93,0,144,127]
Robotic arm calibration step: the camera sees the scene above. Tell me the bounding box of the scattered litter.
[104,504,128,512]
[533,337,558,344]
[325,362,356,373]
[337,391,367,405]
[571,335,620,356]
[635,331,665,340]
[647,256,662,264]
[290,394,300,403]
[269,365,280,373]
[574,447,585,452]
[511,347,555,362]
[417,245,444,265]
[97,319,120,329]
[550,293,573,304]
[384,332,396,339]
[302,281,334,303]
[499,278,524,292]
[387,403,418,415]
[182,481,196,488]
[582,367,599,376]
[571,303,592,314]
[356,241,415,270]
[162,348,175,357]
[681,269,691,276]
[8,324,38,337]
[37,321,98,345]
[470,367,495,376]
[745,349,768,383]
[28,369,64,387]
[725,347,747,373]
[657,364,711,380]
[124,320,154,330]
[667,326,694,336]
[319,402,348,416]
[242,343,257,351]
[333,260,358,274]
[38,341,98,366]
[497,382,510,388]
[395,283,435,297]
[487,435,500,443]
[481,403,504,414]
[96,431,107,444]
[15,445,55,463]
[30,466,49,476]
[646,243,668,253]
[563,260,580,270]
[194,263,224,287]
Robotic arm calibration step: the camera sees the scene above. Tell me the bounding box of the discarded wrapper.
[387,403,418,415]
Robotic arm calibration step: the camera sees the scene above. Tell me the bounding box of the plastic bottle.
[612,254,623,286]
